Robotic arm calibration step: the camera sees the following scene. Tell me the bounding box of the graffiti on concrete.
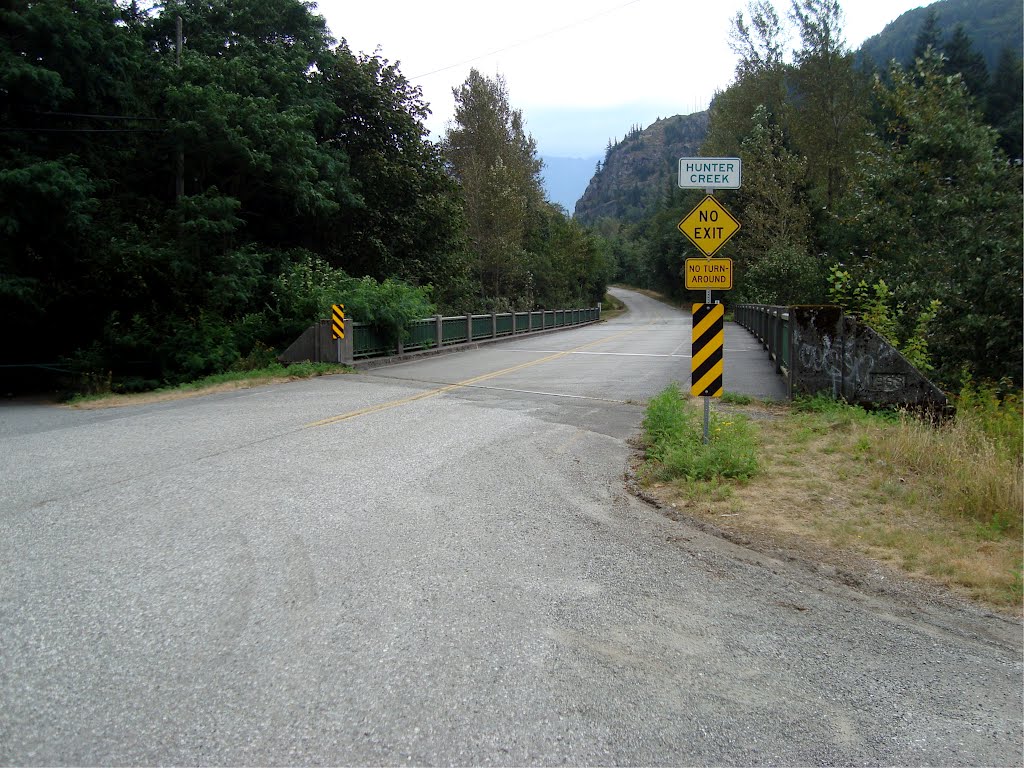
[797,336,876,388]
[867,373,906,393]
[785,305,948,409]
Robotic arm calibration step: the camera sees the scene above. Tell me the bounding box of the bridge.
[281,286,946,410]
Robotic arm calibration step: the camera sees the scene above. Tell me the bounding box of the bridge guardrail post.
[773,309,783,375]
[782,311,790,379]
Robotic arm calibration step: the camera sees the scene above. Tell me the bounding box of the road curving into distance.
[1,287,1020,765]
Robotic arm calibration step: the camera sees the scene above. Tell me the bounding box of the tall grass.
[642,384,759,483]
[873,385,1023,537]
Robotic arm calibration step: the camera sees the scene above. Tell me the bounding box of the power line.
[409,0,644,80]
[0,128,168,133]
[26,111,163,122]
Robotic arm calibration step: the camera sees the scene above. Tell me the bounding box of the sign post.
[677,160,742,443]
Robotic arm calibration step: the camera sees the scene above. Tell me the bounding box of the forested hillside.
[574,112,709,225]
[592,0,1022,389]
[858,0,1022,73]
[0,0,609,392]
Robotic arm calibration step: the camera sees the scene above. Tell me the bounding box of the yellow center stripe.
[305,323,652,429]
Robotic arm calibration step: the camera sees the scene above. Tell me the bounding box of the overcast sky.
[314,0,928,158]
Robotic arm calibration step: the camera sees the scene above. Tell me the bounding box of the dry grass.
[68,363,351,409]
[68,376,293,409]
[643,397,1024,613]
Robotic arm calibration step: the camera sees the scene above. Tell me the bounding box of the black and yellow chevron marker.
[331,303,345,340]
[691,303,724,398]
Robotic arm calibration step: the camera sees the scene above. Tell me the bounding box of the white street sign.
[678,157,742,189]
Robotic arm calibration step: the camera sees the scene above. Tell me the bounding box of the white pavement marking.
[500,348,685,358]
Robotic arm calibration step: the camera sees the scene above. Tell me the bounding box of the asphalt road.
[2,288,1020,766]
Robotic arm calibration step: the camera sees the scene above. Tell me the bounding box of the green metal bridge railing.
[732,304,790,379]
[350,307,601,360]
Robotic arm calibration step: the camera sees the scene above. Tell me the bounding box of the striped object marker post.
[692,301,724,444]
[331,304,345,363]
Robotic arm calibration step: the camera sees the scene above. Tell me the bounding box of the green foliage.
[721,392,754,405]
[827,267,941,371]
[827,268,899,344]
[788,0,873,209]
[726,105,825,303]
[743,244,825,305]
[0,0,470,391]
[793,392,861,416]
[642,384,760,482]
[955,380,1023,462]
[269,251,354,335]
[442,70,541,305]
[986,47,1024,160]
[269,252,435,344]
[831,52,1022,386]
[900,299,942,373]
[346,277,436,344]
[441,69,609,310]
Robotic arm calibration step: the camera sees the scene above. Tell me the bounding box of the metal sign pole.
[680,163,739,447]
[703,187,713,445]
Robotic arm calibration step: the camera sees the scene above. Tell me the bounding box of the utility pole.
[175,15,184,200]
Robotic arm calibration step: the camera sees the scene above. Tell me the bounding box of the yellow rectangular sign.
[691,303,724,398]
[685,258,732,290]
[331,303,345,340]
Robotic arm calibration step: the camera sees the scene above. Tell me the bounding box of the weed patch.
[641,384,759,483]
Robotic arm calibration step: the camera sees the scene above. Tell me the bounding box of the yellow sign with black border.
[677,195,740,257]
[685,258,732,290]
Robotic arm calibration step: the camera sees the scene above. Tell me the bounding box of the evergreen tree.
[733,106,822,303]
[0,0,467,386]
[912,8,942,63]
[985,47,1024,160]
[706,0,788,157]
[942,24,989,103]
[442,69,544,306]
[788,0,872,210]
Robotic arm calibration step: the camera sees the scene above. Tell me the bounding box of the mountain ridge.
[573,111,709,225]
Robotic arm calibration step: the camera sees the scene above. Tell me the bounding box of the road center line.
[304,323,653,428]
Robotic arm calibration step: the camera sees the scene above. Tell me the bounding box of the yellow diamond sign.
[677,195,740,257]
